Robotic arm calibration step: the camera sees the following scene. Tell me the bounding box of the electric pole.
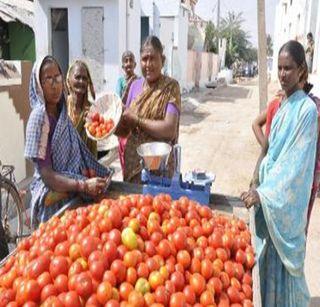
[217,0,220,53]
[257,0,268,112]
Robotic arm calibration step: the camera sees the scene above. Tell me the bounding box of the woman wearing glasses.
[24,56,111,228]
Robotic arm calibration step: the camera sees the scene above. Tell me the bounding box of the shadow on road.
[180,111,210,126]
[185,85,252,104]
[310,297,320,307]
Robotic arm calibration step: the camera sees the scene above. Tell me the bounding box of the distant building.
[34,0,141,94]
[141,0,190,88]
[0,0,35,62]
[272,0,320,93]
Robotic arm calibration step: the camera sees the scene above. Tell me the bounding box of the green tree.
[267,34,273,56]
[204,21,218,53]
[219,11,255,67]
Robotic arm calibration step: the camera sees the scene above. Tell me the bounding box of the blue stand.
[141,169,212,205]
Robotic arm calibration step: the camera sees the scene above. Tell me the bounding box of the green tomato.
[121,227,138,250]
[135,277,150,294]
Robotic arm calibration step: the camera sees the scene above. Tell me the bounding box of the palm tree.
[204,21,218,53]
[219,11,252,67]
[220,12,246,52]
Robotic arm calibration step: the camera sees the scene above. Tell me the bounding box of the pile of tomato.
[0,194,255,307]
[85,112,115,139]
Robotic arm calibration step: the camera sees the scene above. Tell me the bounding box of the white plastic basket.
[85,92,122,141]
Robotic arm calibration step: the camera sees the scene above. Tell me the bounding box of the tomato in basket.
[85,112,115,139]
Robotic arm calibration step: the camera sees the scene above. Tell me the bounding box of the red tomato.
[150,232,163,245]
[209,232,223,248]
[224,261,235,278]
[37,271,52,289]
[22,302,38,307]
[126,267,138,285]
[220,271,231,290]
[153,285,169,305]
[54,274,69,293]
[68,261,84,276]
[242,272,253,285]
[49,256,69,279]
[190,258,201,274]
[89,260,105,281]
[157,239,171,258]
[108,229,122,246]
[128,290,145,306]
[246,252,255,269]
[117,245,128,260]
[41,296,64,307]
[99,217,112,233]
[234,263,245,280]
[145,241,157,257]
[92,112,100,122]
[110,260,126,283]
[243,299,254,307]
[64,291,82,307]
[0,289,15,307]
[26,254,51,279]
[216,248,228,262]
[75,272,93,298]
[170,271,185,291]
[172,230,187,250]
[105,300,120,307]
[177,250,191,269]
[200,289,215,305]
[96,281,113,304]
[227,286,241,303]
[201,258,213,280]
[108,206,122,229]
[169,292,187,307]
[189,273,206,296]
[103,270,117,287]
[80,236,100,259]
[137,262,149,278]
[24,279,41,302]
[85,294,101,306]
[183,285,196,305]
[41,284,58,302]
[204,246,217,261]
[242,284,253,300]
[119,282,134,300]
[146,257,159,272]
[103,241,118,263]
[235,249,246,264]
[208,277,223,295]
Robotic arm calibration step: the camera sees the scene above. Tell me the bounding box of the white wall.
[176,6,189,88]
[35,0,140,94]
[0,92,26,181]
[140,0,160,36]
[312,3,320,76]
[141,1,190,89]
[271,0,319,81]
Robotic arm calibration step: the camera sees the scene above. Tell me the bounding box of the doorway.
[81,7,104,93]
[141,16,149,46]
[51,8,69,75]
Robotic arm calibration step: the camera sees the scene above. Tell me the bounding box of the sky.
[195,0,279,47]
